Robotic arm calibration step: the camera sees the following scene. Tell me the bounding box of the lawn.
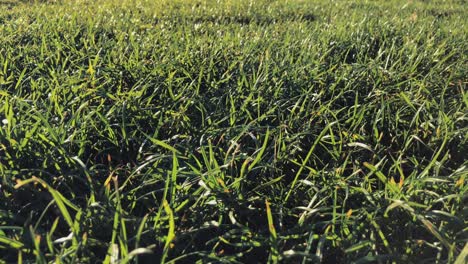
[0,0,467,263]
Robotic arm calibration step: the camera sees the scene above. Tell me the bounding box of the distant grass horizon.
[0,0,467,263]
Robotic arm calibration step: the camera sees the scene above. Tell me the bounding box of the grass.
[0,0,467,263]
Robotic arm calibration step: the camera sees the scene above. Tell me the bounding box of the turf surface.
[0,0,467,263]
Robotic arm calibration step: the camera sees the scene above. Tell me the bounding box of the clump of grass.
[0,0,467,263]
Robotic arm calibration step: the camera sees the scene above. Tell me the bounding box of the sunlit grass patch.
[0,0,467,263]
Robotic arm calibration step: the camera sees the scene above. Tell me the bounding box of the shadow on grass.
[0,0,19,6]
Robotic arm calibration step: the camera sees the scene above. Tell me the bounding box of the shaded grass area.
[0,0,467,263]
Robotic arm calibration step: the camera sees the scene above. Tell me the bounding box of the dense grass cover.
[0,0,467,263]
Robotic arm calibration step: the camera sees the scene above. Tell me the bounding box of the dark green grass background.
[0,0,467,263]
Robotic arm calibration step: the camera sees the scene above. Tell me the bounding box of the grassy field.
[0,0,467,263]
